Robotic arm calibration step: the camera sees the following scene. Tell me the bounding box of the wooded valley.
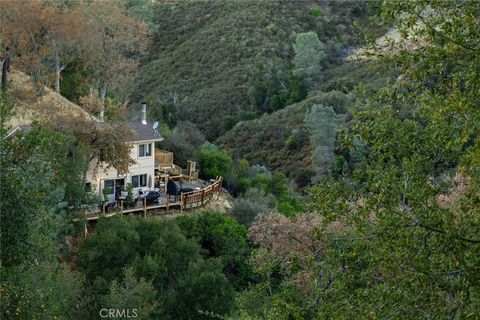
[1,1,479,319]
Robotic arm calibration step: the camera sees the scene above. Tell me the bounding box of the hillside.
[2,2,480,319]
[6,70,92,128]
[132,0,374,140]
[217,60,398,185]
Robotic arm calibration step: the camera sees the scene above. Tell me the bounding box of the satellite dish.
[152,121,159,130]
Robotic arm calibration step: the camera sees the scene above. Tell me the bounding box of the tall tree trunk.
[53,39,64,94]
[100,83,107,122]
[55,63,61,94]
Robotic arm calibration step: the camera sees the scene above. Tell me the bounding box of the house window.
[138,143,152,157]
[132,174,148,188]
[104,179,115,194]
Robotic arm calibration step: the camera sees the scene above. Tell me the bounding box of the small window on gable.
[138,143,152,157]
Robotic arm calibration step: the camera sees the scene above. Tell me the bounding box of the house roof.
[95,121,163,143]
[127,122,163,142]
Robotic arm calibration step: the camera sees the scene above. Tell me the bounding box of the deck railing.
[85,176,224,222]
[180,176,223,209]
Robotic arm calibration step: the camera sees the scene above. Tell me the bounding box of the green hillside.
[133,0,374,140]
[217,61,398,186]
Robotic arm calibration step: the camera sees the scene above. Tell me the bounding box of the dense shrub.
[249,66,307,113]
[0,262,81,320]
[198,143,233,180]
[77,217,237,319]
[103,268,158,320]
[176,212,254,288]
[307,90,351,114]
[284,129,304,150]
[231,188,276,227]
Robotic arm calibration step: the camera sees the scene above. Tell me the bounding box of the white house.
[86,104,164,203]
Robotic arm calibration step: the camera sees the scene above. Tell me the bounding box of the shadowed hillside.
[132,0,374,140]
[217,61,398,185]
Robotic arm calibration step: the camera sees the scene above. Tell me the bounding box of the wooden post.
[120,200,123,218]
[180,193,184,213]
[84,210,88,237]
[103,203,106,216]
[165,175,168,194]
[143,197,147,219]
[166,193,170,212]
[201,189,205,205]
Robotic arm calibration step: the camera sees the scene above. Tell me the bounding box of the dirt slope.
[6,70,93,127]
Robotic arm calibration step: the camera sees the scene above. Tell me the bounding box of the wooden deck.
[84,177,223,221]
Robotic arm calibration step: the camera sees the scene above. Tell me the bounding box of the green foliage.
[104,268,159,319]
[317,60,398,94]
[309,7,323,17]
[162,121,206,167]
[197,143,233,180]
[134,1,378,182]
[126,183,133,202]
[308,90,351,114]
[6,1,479,318]
[284,129,303,150]
[295,1,480,317]
[0,262,81,320]
[134,0,351,139]
[18,125,92,211]
[124,0,158,32]
[176,212,254,288]
[223,111,259,132]
[304,104,338,181]
[293,32,326,87]
[0,90,91,320]
[217,101,309,184]
[228,1,480,316]
[102,186,110,202]
[231,188,276,227]
[270,173,304,216]
[1,120,91,267]
[77,217,237,319]
[60,60,90,103]
[232,168,304,217]
[77,218,141,293]
[226,158,251,196]
[249,66,307,113]
[217,64,385,186]
[146,100,178,129]
[175,258,235,319]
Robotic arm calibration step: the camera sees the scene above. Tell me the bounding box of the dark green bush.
[198,143,233,180]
